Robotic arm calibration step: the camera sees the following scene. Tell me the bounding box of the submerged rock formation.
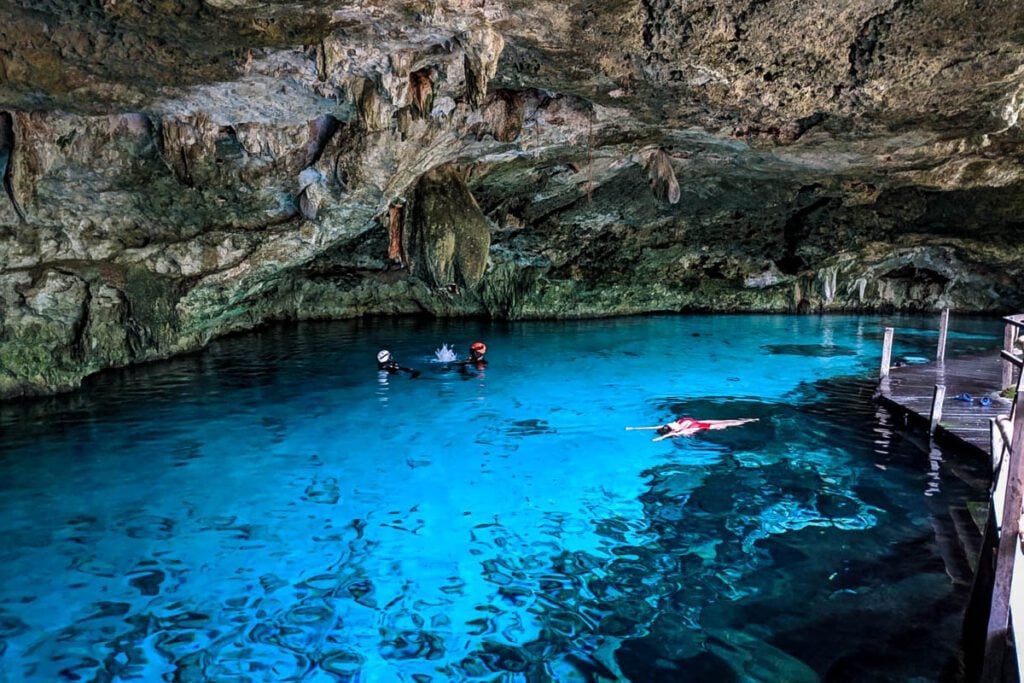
[0,0,1023,395]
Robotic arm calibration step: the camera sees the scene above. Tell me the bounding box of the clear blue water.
[0,314,1002,682]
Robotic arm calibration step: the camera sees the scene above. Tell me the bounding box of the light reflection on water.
[0,314,1001,682]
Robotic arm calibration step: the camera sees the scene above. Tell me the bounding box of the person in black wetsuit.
[377,349,420,377]
[456,341,488,376]
[462,342,487,368]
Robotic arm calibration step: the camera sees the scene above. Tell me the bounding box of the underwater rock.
[705,627,819,683]
[762,344,857,358]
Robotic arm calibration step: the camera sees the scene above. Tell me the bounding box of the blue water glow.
[0,314,1001,681]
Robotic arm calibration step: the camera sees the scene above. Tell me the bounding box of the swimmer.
[376,349,421,377]
[627,417,758,442]
[459,341,488,369]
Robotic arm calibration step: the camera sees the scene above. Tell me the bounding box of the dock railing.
[982,314,1024,682]
[880,312,1022,441]
[1000,314,1024,393]
[877,311,1024,681]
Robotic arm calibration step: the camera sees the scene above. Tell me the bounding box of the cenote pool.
[0,314,1004,682]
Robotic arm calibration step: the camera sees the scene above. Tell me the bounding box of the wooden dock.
[874,313,1024,682]
[877,350,1011,453]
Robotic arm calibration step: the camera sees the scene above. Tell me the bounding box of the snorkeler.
[459,342,488,368]
[627,417,758,441]
[376,350,421,377]
[455,341,488,378]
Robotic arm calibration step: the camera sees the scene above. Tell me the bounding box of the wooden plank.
[878,349,1009,456]
[981,390,1024,682]
[937,308,950,361]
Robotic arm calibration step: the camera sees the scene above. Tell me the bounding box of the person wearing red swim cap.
[459,341,488,373]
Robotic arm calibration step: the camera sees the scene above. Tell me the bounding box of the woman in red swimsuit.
[651,417,758,441]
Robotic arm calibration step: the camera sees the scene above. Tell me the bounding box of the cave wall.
[0,0,1023,396]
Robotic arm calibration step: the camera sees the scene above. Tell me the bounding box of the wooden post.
[929,384,946,436]
[981,390,1024,683]
[992,418,1002,476]
[1014,353,1024,424]
[880,327,894,379]
[936,308,950,362]
[1004,323,1017,391]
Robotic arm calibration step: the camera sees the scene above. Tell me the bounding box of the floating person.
[627,417,758,441]
[376,349,421,377]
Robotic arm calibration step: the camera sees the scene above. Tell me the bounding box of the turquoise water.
[0,314,1001,682]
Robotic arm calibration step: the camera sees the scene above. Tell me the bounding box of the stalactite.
[586,113,594,204]
[298,168,325,221]
[405,165,490,289]
[0,111,25,222]
[644,148,680,204]
[387,202,405,267]
[822,267,837,303]
[480,89,524,142]
[355,79,390,132]
[460,28,505,108]
[409,69,434,118]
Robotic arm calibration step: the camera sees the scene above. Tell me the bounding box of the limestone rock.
[405,165,491,291]
[644,149,681,204]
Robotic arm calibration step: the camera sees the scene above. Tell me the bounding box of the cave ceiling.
[1,0,1023,395]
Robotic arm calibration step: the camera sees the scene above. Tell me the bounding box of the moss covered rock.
[405,165,491,291]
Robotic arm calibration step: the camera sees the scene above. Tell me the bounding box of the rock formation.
[405,165,491,291]
[0,0,1023,395]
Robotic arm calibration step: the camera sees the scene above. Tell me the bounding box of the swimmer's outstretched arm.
[651,427,702,441]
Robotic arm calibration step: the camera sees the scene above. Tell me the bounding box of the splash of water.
[434,343,457,362]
